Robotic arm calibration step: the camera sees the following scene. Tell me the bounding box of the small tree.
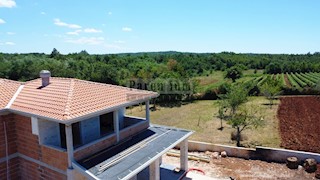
[224,84,248,114]
[225,65,243,82]
[218,84,264,146]
[217,100,227,130]
[261,78,282,108]
[227,106,264,146]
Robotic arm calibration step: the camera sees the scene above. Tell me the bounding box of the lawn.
[127,97,280,148]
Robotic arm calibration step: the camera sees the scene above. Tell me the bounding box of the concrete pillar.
[159,156,162,165]
[150,158,160,180]
[146,101,150,125]
[180,139,188,171]
[67,168,74,180]
[113,110,119,142]
[65,124,74,169]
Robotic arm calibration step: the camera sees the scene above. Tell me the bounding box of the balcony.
[120,116,149,141]
[74,115,149,160]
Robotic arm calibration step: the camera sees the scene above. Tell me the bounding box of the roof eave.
[0,108,10,116]
[63,94,158,125]
[8,108,63,123]
[4,93,159,124]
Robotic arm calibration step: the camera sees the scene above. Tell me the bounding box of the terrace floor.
[163,151,317,180]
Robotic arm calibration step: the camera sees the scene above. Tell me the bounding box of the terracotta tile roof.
[9,78,158,121]
[0,79,22,110]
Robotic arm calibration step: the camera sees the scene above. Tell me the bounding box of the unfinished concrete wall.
[38,119,61,147]
[119,120,149,141]
[256,146,320,163]
[74,134,117,161]
[179,141,320,163]
[185,141,255,159]
[80,116,100,144]
[118,107,125,129]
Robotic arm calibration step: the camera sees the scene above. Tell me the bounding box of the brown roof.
[3,77,157,121]
[0,79,22,110]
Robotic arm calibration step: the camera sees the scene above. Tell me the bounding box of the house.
[0,70,193,180]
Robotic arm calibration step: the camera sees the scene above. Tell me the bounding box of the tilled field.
[277,96,320,153]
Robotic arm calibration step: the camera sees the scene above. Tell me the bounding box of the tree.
[218,84,264,146]
[265,62,282,74]
[217,100,227,130]
[261,78,282,108]
[225,65,243,82]
[227,106,264,146]
[49,48,60,58]
[223,84,248,114]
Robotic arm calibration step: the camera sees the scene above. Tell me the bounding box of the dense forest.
[1,49,320,84]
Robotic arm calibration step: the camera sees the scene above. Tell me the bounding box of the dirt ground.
[163,151,317,180]
[278,96,320,153]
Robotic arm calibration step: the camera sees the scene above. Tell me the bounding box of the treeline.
[1,49,320,84]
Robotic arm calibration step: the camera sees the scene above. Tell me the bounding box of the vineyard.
[248,72,320,93]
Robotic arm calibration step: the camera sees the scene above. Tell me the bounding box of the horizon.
[1,0,320,54]
[1,50,319,56]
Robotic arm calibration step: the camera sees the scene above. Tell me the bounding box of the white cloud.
[108,12,112,15]
[84,28,102,33]
[54,18,81,29]
[0,18,5,24]
[65,37,104,45]
[5,41,15,45]
[0,0,16,8]
[7,32,15,35]
[41,12,46,15]
[114,40,125,44]
[122,27,132,32]
[66,30,82,35]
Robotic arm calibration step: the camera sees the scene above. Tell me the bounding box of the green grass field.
[194,69,264,93]
[127,97,280,148]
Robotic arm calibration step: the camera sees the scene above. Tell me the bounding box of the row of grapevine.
[290,73,307,88]
[286,73,302,91]
[257,75,269,86]
[300,73,319,83]
[295,73,315,87]
[281,73,287,88]
[248,72,320,93]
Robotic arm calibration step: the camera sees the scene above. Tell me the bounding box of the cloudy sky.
[0,0,320,54]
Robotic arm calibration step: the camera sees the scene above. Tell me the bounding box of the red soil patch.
[277,96,320,153]
[284,74,292,88]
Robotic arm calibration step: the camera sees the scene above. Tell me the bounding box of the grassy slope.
[127,96,280,148]
[193,71,226,93]
[194,69,264,93]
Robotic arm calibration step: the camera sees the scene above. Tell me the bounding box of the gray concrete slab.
[78,125,192,180]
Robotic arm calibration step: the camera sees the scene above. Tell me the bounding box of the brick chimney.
[39,70,51,87]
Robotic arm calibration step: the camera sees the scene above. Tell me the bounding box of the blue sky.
[0,0,319,54]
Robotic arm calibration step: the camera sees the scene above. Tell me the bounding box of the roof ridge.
[0,78,23,84]
[5,84,24,109]
[73,78,156,94]
[62,79,75,120]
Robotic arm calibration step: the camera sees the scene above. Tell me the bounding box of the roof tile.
[9,77,157,121]
[0,79,22,109]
